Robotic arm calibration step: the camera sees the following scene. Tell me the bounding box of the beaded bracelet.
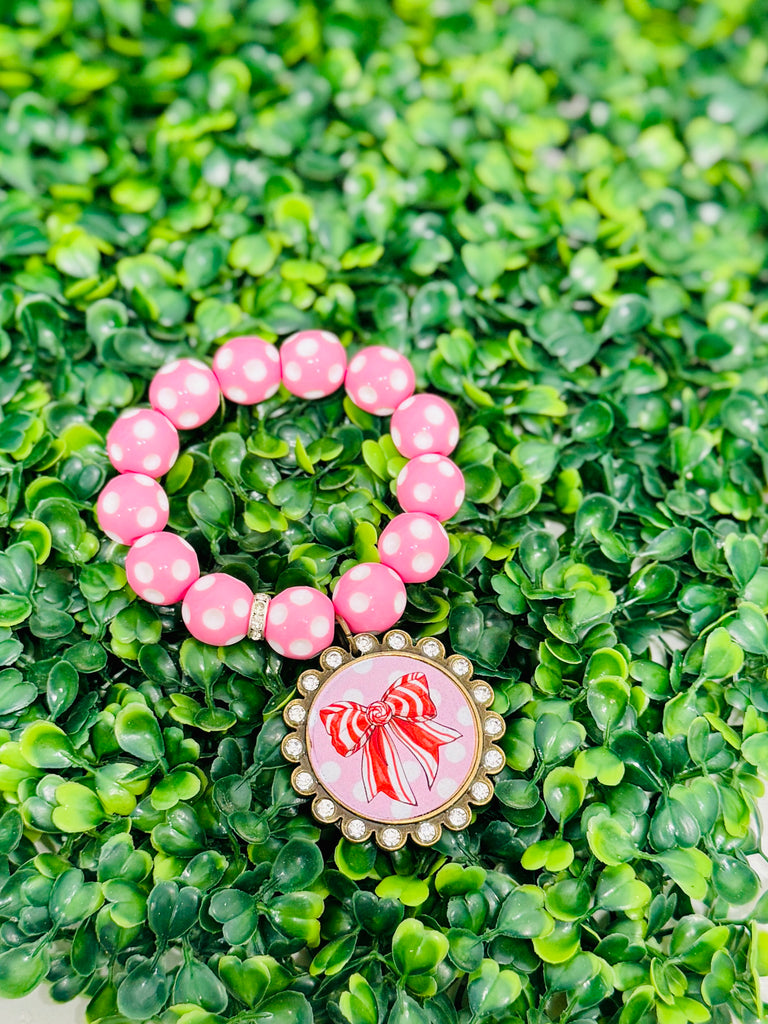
[96,331,504,848]
[96,330,465,661]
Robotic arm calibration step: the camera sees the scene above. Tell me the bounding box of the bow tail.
[361,725,417,805]
[388,718,463,788]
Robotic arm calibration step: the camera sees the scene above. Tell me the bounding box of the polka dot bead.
[280,330,347,399]
[106,408,180,477]
[149,358,221,430]
[181,573,254,647]
[396,455,465,522]
[212,335,281,405]
[345,346,415,416]
[96,473,170,545]
[126,532,199,605]
[391,394,460,458]
[264,586,335,660]
[333,562,407,635]
[378,512,450,583]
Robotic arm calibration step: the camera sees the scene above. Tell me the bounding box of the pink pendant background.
[306,653,481,823]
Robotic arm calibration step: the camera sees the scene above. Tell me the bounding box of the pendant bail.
[335,614,356,653]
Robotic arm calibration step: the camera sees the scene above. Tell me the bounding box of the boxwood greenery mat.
[1,1,768,1023]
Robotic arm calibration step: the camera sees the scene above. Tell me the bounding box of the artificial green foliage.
[1,1,768,1023]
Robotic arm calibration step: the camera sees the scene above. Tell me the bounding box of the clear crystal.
[356,635,374,652]
[452,657,470,676]
[315,799,335,820]
[448,808,468,828]
[484,716,503,736]
[471,781,490,801]
[381,827,401,847]
[326,651,343,669]
[287,704,306,724]
[387,632,406,649]
[302,673,320,691]
[283,738,303,758]
[484,749,504,770]
[422,640,441,658]
[473,684,492,703]
[346,818,366,839]
[295,771,314,792]
[417,821,437,842]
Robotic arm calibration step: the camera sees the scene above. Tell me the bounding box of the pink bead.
[212,336,281,405]
[126,532,200,605]
[345,346,415,416]
[390,394,460,458]
[181,573,254,647]
[378,513,450,584]
[396,455,465,522]
[149,358,221,430]
[333,562,407,635]
[96,473,170,545]
[280,330,346,399]
[264,586,335,660]
[106,408,180,477]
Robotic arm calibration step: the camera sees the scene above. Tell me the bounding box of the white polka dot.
[349,592,370,613]
[349,354,366,374]
[412,553,434,574]
[133,534,154,549]
[352,659,374,675]
[382,532,400,555]
[122,409,141,419]
[267,346,279,363]
[353,781,366,801]
[448,426,459,447]
[373,404,395,416]
[432,689,442,707]
[403,761,421,781]
[390,369,408,391]
[290,590,313,606]
[399,396,415,411]
[169,450,178,467]
[284,361,301,382]
[135,475,155,487]
[158,491,169,512]
[425,404,446,425]
[381,349,399,362]
[310,615,330,638]
[328,363,345,384]
[102,492,120,514]
[445,741,468,763]
[410,517,432,540]
[182,604,191,624]
[414,483,432,503]
[203,609,225,631]
[439,461,455,477]
[143,454,161,472]
[290,639,313,657]
[342,688,365,702]
[265,382,280,399]
[223,634,243,645]
[304,390,325,399]
[457,706,473,726]
[216,348,234,370]
[157,387,178,410]
[320,760,341,783]
[391,427,402,449]
[195,576,216,591]
[110,443,124,462]
[390,800,409,817]
[143,588,166,604]
[270,640,285,656]
[134,562,154,583]
[133,418,156,440]
[422,454,440,464]
[437,777,458,798]
[269,604,288,626]
[178,411,201,428]
[414,430,434,451]
[158,361,180,376]
[188,359,208,370]
[321,331,338,344]
[227,387,248,403]
[296,337,318,358]
[172,559,192,581]
[244,359,267,382]
[349,565,371,581]
[233,598,250,618]
[357,385,377,407]
[454,489,464,507]
[137,507,158,528]
[394,592,406,614]
[397,468,408,486]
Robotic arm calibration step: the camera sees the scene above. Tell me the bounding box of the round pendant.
[281,630,505,849]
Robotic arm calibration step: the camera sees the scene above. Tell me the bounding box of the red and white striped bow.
[320,671,462,805]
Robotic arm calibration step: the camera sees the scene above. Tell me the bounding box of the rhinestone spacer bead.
[247,592,271,641]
